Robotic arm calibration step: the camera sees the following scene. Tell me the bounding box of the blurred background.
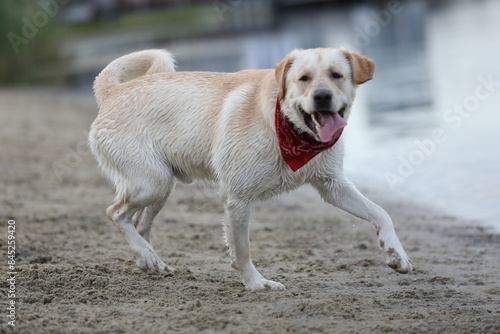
[1,0,499,231]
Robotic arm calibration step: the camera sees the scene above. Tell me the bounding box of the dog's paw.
[164,265,177,273]
[384,247,413,274]
[134,247,169,272]
[244,278,286,291]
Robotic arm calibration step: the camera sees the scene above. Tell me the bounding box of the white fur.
[89,48,413,291]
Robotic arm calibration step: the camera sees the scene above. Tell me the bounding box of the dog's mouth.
[299,106,347,143]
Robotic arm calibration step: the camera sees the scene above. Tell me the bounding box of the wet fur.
[89,48,412,290]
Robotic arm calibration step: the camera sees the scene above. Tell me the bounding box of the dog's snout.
[313,89,333,102]
[313,89,333,110]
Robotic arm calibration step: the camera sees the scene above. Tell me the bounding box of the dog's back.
[89,50,275,197]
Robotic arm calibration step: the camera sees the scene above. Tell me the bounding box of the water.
[340,0,500,231]
[172,0,500,231]
[78,0,500,231]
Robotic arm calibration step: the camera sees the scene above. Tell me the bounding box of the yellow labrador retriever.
[89,48,413,290]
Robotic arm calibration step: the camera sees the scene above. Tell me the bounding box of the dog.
[89,48,413,290]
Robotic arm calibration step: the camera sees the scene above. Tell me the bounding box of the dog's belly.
[169,155,217,184]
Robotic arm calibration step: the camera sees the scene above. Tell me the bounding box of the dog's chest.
[237,161,321,202]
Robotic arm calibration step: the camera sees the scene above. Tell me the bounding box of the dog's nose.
[313,89,333,103]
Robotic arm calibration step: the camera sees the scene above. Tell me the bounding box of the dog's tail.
[93,49,176,107]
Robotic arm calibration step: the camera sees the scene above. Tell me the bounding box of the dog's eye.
[331,72,343,79]
[299,75,309,82]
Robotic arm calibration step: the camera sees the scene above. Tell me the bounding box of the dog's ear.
[275,55,294,100]
[340,49,375,85]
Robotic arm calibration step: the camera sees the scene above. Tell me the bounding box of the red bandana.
[275,97,345,172]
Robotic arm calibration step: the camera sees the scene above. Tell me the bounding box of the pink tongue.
[315,112,347,142]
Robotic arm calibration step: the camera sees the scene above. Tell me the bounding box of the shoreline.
[345,169,500,235]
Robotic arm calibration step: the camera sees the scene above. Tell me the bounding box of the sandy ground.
[0,89,499,334]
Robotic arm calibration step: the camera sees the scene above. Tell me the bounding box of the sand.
[0,89,499,333]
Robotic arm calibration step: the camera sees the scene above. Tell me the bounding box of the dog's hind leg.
[90,124,176,272]
[106,163,176,272]
[223,198,285,290]
[133,199,166,245]
[107,200,170,272]
[133,180,174,245]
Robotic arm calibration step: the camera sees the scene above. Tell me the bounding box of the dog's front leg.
[311,177,413,274]
[223,198,285,290]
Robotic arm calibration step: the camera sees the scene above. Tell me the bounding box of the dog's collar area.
[275,97,345,172]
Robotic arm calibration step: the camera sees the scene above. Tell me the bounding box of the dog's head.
[275,48,374,142]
